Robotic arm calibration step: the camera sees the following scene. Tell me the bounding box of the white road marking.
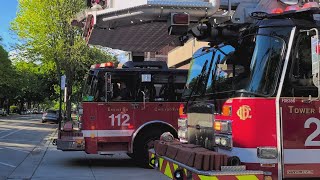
[0,162,16,168]
[0,129,24,139]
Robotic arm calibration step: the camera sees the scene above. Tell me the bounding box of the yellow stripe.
[149,153,155,167]
[236,175,259,180]
[198,175,219,180]
[159,158,163,170]
[164,162,173,179]
[173,163,178,171]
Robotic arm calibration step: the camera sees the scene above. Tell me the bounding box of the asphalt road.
[0,114,168,180]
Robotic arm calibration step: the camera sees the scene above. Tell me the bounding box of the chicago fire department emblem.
[237,105,252,120]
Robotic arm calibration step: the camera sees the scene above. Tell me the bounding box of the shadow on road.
[67,157,142,168]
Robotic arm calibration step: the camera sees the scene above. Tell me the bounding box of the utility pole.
[59,74,66,137]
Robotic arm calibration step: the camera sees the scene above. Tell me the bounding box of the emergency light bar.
[90,62,114,69]
[273,2,319,14]
[251,2,320,18]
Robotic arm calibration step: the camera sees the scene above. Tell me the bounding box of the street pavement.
[0,114,168,180]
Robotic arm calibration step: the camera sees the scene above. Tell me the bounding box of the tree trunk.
[6,99,10,115]
[19,99,24,113]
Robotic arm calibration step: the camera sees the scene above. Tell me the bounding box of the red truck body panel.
[82,102,180,154]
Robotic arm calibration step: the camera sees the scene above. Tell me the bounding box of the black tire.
[41,120,46,123]
[132,129,163,167]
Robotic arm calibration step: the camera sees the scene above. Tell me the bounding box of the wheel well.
[130,122,177,152]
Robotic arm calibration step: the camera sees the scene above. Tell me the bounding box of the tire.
[132,129,163,167]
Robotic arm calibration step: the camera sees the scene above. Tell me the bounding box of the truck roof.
[90,61,188,75]
[254,9,320,28]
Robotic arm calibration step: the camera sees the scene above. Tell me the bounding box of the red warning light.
[284,5,300,12]
[316,44,320,55]
[302,2,319,9]
[271,8,284,14]
[100,62,114,68]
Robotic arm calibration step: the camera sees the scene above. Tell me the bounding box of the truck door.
[134,73,172,127]
[280,30,320,178]
[97,102,135,142]
[96,72,135,152]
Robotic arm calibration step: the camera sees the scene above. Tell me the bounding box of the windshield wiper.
[185,60,209,104]
[235,89,268,97]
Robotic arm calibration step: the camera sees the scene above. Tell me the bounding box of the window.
[287,32,318,97]
[137,73,186,102]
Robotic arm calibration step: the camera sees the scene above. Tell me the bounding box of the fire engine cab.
[147,1,320,180]
[57,61,187,165]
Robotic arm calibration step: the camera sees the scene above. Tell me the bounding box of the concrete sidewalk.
[8,130,168,180]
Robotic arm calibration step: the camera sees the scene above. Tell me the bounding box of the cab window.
[282,33,318,97]
[137,73,186,102]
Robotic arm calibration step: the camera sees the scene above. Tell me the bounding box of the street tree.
[12,0,117,120]
[13,61,56,111]
[0,45,17,111]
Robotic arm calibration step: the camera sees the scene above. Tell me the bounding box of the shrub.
[10,106,19,113]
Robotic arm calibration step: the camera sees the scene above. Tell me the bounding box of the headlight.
[220,138,227,146]
[178,127,188,140]
[215,137,221,145]
[178,118,187,127]
[215,135,232,149]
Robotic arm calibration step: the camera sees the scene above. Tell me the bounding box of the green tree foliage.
[12,0,117,119]
[14,61,56,108]
[0,46,16,105]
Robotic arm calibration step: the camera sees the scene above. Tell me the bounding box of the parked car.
[42,110,58,123]
[0,109,7,116]
[33,109,41,114]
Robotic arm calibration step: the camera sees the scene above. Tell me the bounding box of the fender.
[129,120,177,153]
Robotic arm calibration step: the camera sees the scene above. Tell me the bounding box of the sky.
[0,0,18,51]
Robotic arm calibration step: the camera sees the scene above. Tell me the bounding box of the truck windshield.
[183,50,212,98]
[183,45,235,99]
[82,73,97,102]
[231,34,285,96]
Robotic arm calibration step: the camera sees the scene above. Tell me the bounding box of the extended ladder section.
[80,0,303,52]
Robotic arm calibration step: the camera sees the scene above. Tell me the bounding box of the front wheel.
[132,130,163,167]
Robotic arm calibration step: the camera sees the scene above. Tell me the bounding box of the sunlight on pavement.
[0,141,35,148]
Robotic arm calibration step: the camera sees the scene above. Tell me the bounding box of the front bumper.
[149,149,266,180]
[57,139,85,151]
[57,131,84,151]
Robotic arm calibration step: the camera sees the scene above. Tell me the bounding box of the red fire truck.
[57,61,187,165]
[149,1,320,180]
